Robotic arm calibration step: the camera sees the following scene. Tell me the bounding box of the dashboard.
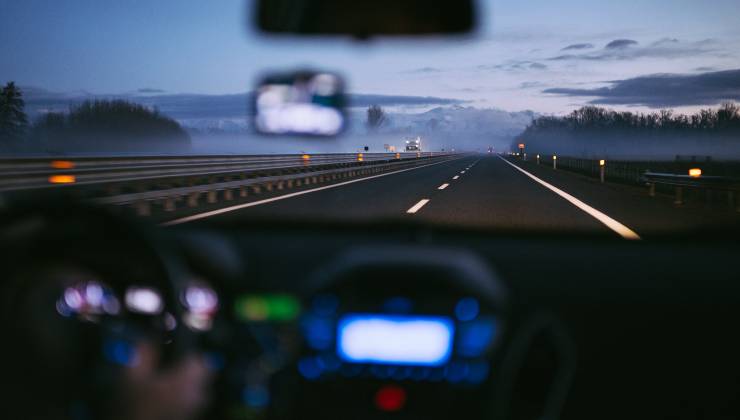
[2,205,740,420]
[177,221,740,420]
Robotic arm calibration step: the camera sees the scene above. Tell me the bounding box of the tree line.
[523,104,740,133]
[513,103,740,158]
[0,82,190,153]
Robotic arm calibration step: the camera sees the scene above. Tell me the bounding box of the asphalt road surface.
[163,154,740,238]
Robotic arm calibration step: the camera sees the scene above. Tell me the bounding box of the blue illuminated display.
[455,297,480,321]
[457,317,497,357]
[301,315,334,350]
[337,314,455,366]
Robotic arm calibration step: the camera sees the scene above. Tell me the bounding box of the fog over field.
[15,87,536,156]
[9,83,740,160]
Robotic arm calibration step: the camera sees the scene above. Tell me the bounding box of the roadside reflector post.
[553,155,557,170]
[648,183,656,197]
[728,191,740,212]
[599,159,606,183]
[187,192,199,207]
[163,198,176,212]
[134,201,150,217]
[674,186,683,205]
[536,154,540,165]
[518,143,525,160]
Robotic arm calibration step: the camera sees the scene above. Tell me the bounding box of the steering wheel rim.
[0,201,199,418]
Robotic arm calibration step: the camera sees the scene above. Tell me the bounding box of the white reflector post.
[337,314,454,366]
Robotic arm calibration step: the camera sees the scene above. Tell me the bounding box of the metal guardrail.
[96,157,455,215]
[513,153,740,211]
[0,152,462,215]
[642,171,740,208]
[0,152,446,192]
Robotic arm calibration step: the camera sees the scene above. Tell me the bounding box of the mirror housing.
[255,0,476,38]
[252,71,347,137]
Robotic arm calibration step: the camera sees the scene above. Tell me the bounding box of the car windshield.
[1,0,739,236]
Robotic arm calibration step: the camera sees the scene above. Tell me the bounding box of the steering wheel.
[0,201,205,420]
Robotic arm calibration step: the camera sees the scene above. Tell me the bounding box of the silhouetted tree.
[30,99,190,151]
[0,82,28,142]
[366,105,387,131]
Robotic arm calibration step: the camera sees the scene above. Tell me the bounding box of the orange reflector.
[357,153,364,162]
[689,168,702,178]
[518,143,525,149]
[49,175,76,184]
[395,153,401,159]
[301,154,310,160]
[599,159,605,166]
[50,160,75,169]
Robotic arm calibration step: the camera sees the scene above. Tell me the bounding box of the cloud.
[651,38,679,46]
[605,39,639,49]
[547,38,718,61]
[561,43,594,51]
[542,69,740,107]
[348,94,465,107]
[402,67,444,74]
[137,88,165,93]
[519,81,547,89]
[548,54,580,61]
[478,60,547,72]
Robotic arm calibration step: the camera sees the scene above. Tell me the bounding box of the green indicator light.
[235,294,301,322]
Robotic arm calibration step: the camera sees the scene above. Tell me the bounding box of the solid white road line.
[161,157,465,226]
[406,199,430,214]
[453,175,460,180]
[438,183,449,190]
[498,156,641,240]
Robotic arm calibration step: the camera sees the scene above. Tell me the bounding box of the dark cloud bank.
[550,38,715,61]
[543,69,740,107]
[561,43,594,51]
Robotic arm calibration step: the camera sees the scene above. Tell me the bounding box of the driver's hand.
[111,341,214,420]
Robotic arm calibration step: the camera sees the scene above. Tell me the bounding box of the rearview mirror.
[255,0,476,38]
[252,71,347,137]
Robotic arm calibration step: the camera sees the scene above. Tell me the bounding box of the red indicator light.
[374,385,406,412]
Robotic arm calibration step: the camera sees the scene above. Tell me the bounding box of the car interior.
[2,1,740,420]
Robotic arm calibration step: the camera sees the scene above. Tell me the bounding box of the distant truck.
[404,136,422,152]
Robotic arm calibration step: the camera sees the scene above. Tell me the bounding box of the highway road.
[162,154,740,237]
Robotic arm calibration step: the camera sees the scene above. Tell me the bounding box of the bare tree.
[366,105,387,131]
